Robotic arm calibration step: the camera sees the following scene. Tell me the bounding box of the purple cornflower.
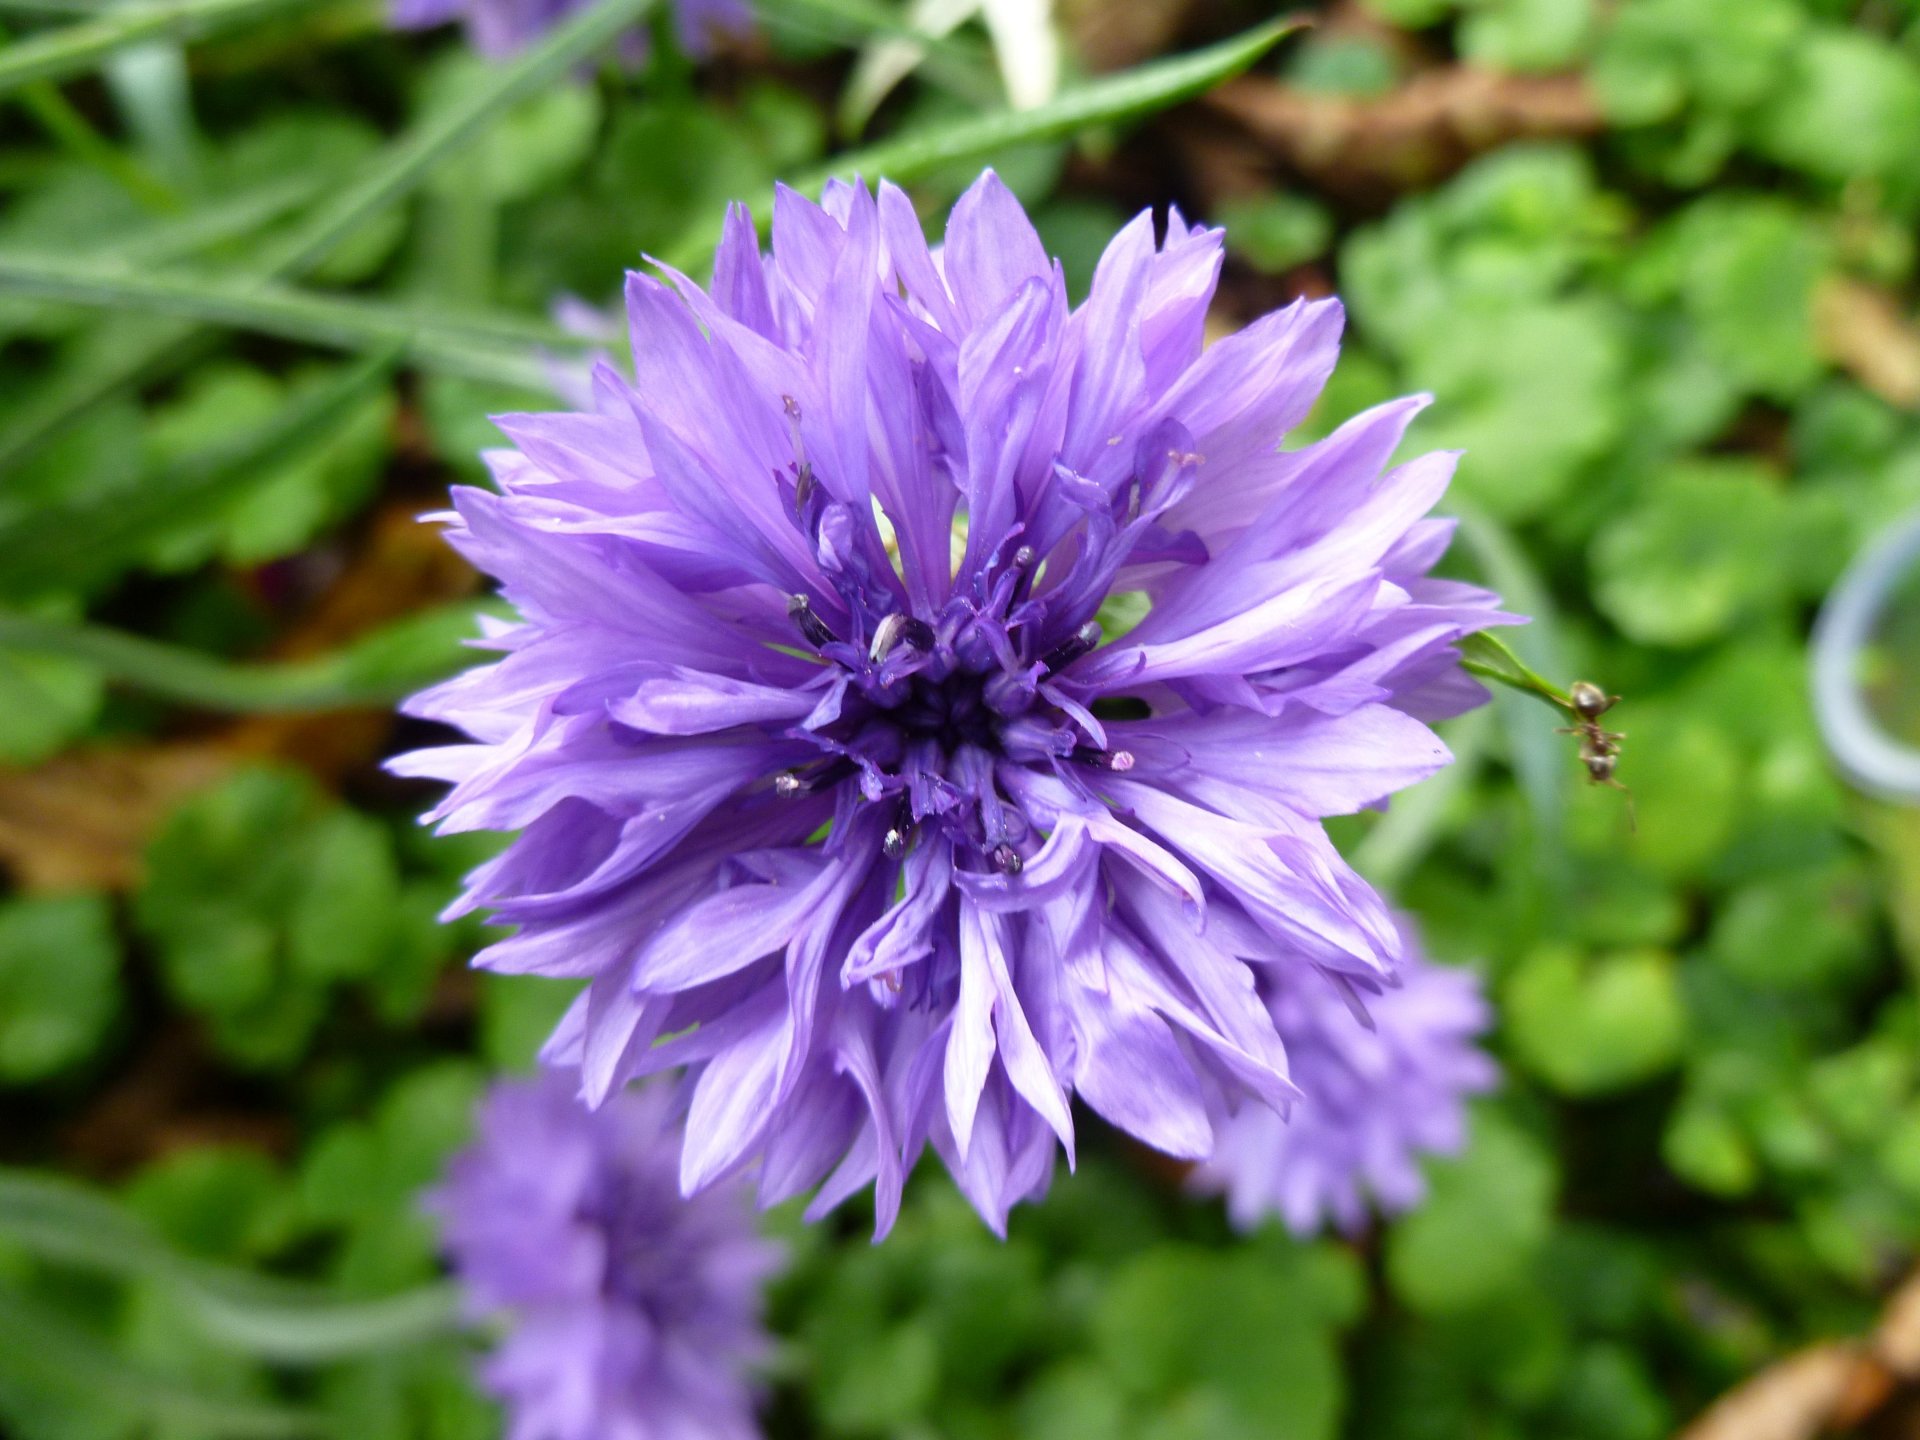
[428,1076,781,1440]
[392,0,750,61]
[1192,918,1498,1236]
[396,173,1515,1235]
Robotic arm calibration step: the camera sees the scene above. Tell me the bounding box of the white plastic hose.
[1810,509,1920,802]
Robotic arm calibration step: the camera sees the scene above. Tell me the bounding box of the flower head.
[1191,919,1498,1236]
[392,0,750,62]
[396,173,1515,1235]
[429,1075,780,1440]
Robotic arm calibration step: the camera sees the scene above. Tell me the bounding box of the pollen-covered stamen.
[991,844,1024,875]
[869,612,908,662]
[1073,745,1135,772]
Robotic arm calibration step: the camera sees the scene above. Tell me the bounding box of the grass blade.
[0,1283,328,1435]
[663,16,1303,271]
[0,0,324,97]
[0,249,569,381]
[0,0,655,473]
[0,1169,461,1364]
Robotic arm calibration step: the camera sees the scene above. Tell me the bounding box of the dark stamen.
[900,618,936,652]
[991,843,1023,875]
[788,594,836,649]
[1074,746,1135,772]
[883,827,907,859]
[1041,621,1102,674]
[774,757,855,798]
[793,461,816,512]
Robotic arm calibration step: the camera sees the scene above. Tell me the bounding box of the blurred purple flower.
[391,0,750,62]
[395,172,1516,1235]
[429,1075,780,1440]
[1193,920,1498,1237]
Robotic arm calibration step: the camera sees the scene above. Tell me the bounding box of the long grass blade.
[0,1170,462,1363]
[662,16,1302,272]
[0,249,566,380]
[0,0,324,97]
[0,0,654,472]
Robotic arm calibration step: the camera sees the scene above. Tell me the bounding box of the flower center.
[776,569,1137,875]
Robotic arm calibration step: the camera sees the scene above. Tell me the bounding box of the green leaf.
[1504,946,1687,1095]
[1639,198,1830,401]
[1387,1111,1556,1315]
[1458,0,1594,74]
[0,349,401,599]
[288,810,401,984]
[0,641,102,764]
[1664,1094,1758,1196]
[479,973,582,1072]
[1415,300,1628,521]
[1590,459,1790,647]
[1216,192,1333,274]
[1750,28,1920,182]
[1709,868,1874,993]
[0,895,118,1083]
[1092,1239,1362,1440]
[132,766,419,1068]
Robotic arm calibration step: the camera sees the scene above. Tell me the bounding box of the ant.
[1559,681,1635,824]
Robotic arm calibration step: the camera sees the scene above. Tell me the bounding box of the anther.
[1041,621,1102,674]
[788,593,836,649]
[991,844,1024,876]
[869,612,907,662]
[1012,544,1036,570]
[883,827,907,859]
[775,757,855,798]
[900,618,936,652]
[1073,746,1135,772]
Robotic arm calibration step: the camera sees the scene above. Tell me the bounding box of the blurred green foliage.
[0,0,1917,1436]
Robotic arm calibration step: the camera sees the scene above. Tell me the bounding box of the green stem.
[0,0,325,97]
[0,603,482,712]
[1459,630,1576,714]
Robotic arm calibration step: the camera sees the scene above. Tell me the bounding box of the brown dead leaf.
[1677,1343,1873,1440]
[1057,0,1199,73]
[0,742,233,893]
[1816,278,1920,410]
[0,502,479,894]
[1205,67,1602,198]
